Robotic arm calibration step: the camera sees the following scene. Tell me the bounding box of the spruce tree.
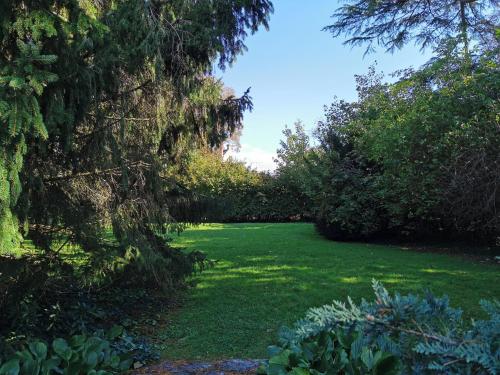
[0,0,273,286]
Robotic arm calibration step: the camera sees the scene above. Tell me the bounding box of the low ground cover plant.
[260,280,499,375]
[0,327,132,375]
[0,251,179,369]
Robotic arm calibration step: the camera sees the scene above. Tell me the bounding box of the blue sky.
[217,0,431,170]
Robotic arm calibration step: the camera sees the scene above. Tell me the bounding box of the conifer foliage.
[324,0,498,55]
[262,280,500,374]
[0,0,273,285]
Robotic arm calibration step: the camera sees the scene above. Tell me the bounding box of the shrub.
[314,153,386,241]
[260,280,499,375]
[304,49,500,246]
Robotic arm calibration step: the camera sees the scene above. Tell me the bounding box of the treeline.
[180,150,312,222]
[186,44,500,246]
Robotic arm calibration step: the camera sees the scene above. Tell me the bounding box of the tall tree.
[324,0,499,56]
[273,122,316,218]
[0,0,273,286]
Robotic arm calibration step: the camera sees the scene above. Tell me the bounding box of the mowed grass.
[160,223,499,360]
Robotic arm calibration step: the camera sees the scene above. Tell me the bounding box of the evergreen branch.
[102,116,154,121]
[43,161,152,183]
[106,80,153,101]
[366,315,458,345]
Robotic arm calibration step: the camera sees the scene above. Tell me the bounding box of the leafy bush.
[307,45,500,245]
[0,327,132,375]
[0,254,169,367]
[313,152,386,241]
[260,280,500,375]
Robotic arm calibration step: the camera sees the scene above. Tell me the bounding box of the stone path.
[138,359,263,375]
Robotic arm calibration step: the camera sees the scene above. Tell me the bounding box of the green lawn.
[159,223,499,360]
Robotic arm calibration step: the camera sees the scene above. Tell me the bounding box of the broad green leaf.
[108,355,119,369]
[21,357,40,375]
[267,363,288,375]
[40,357,61,375]
[53,338,71,361]
[269,350,292,366]
[256,363,268,375]
[69,335,86,348]
[106,325,123,340]
[267,345,282,357]
[28,342,47,360]
[290,367,310,375]
[118,359,133,372]
[85,352,98,369]
[8,77,24,90]
[14,350,33,363]
[0,359,20,375]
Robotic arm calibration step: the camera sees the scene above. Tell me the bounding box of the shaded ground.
[156,223,499,360]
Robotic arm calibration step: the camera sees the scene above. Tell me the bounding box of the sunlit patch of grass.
[16,238,91,267]
[10,233,120,284]
[339,276,360,284]
[420,268,469,276]
[158,223,500,360]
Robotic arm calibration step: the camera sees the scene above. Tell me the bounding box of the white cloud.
[225,143,277,172]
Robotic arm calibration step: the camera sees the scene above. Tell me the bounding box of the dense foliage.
[314,0,500,244]
[313,44,499,244]
[325,0,498,55]
[180,150,264,221]
[181,0,500,247]
[261,280,500,374]
[0,251,179,368]
[2,0,498,369]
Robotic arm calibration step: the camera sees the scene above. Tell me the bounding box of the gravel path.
[137,359,263,375]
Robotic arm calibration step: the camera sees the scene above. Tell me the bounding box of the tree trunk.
[459,0,470,65]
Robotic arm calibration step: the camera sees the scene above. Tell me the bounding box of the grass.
[158,222,500,361]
